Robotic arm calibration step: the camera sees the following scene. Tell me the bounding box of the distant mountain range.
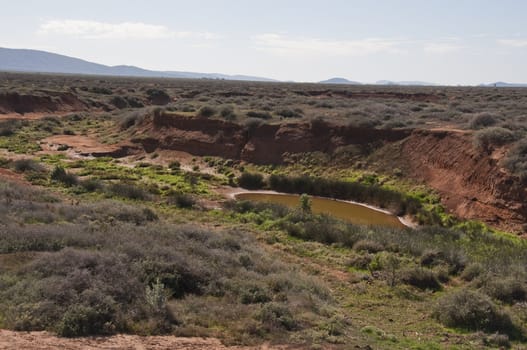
[1,47,526,87]
[318,77,361,85]
[478,82,527,88]
[0,47,276,82]
[375,80,438,86]
[319,77,438,86]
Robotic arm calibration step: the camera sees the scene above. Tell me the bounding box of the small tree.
[299,193,312,214]
[145,278,168,315]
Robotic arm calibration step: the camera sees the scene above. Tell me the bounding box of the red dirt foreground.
[0,330,294,350]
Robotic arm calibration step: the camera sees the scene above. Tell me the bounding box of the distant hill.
[319,77,361,85]
[376,80,437,86]
[0,47,276,82]
[479,82,527,88]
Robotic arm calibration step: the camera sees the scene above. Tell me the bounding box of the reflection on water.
[235,192,405,229]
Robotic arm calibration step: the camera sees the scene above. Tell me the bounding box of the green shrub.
[12,159,44,173]
[120,111,145,130]
[460,263,484,281]
[482,276,527,304]
[237,172,265,190]
[256,303,297,331]
[434,290,517,336]
[110,96,129,109]
[107,182,149,200]
[504,140,527,183]
[125,96,144,108]
[79,178,103,192]
[89,86,112,95]
[57,304,114,337]
[240,285,271,304]
[168,161,181,170]
[246,111,272,120]
[167,192,195,208]
[484,333,511,348]
[400,267,441,290]
[346,254,373,270]
[220,106,236,120]
[276,108,302,119]
[473,127,515,149]
[353,239,384,253]
[0,119,22,136]
[469,113,498,129]
[50,166,78,187]
[197,106,216,118]
[146,89,170,105]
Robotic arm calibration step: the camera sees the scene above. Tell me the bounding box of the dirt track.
[0,330,287,350]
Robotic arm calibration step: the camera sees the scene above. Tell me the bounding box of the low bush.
[353,239,384,253]
[484,333,511,348]
[237,172,265,190]
[119,110,147,130]
[146,89,170,105]
[107,182,149,200]
[167,191,195,208]
[246,111,272,120]
[504,140,527,183]
[482,276,527,304]
[12,159,44,173]
[256,303,297,331]
[50,166,78,187]
[434,290,518,336]
[469,112,498,129]
[473,127,516,149]
[276,108,302,119]
[79,178,103,192]
[220,106,236,120]
[240,285,272,304]
[460,263,485,281]
[197,106,216,118]
[399,267,441,290]
[168,161,181,170]
[0,119,22,136]
[110,96,129,109]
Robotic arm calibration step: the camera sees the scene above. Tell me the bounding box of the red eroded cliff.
[388,129,526,232]
[133,113,526,233]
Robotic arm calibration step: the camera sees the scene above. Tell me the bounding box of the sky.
[1,0,526,84]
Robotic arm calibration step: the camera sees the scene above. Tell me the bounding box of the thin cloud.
[37,20,218,40]
[498,38,527,47]
[423,42,464,54]
[253,34,405,56]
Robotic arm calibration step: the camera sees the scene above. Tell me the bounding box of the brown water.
[235,192,405,229]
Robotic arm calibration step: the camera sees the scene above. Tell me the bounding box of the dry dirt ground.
[39,135,122,156]
[0,112,71,121]
[0,330,294,350]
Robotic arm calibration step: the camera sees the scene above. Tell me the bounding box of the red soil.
[0,330,293,350]
[390,129,526,233]
[0,91,86,115]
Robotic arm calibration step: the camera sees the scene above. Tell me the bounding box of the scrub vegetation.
[0,72,526,348]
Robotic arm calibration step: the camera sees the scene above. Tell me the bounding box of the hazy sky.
[1,0,526,84]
